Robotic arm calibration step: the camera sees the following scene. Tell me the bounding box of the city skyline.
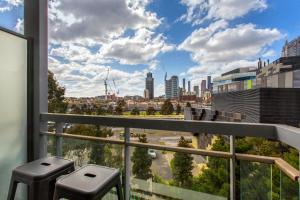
[1,0,300,97]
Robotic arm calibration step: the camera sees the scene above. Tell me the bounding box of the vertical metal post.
[55,122,64,157]
[124,127,131,200]
[271,164,273,200]
[24,0,48,160]
[39,122,48,158]
[230,135,236,200]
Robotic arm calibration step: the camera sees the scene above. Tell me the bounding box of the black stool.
[53,165,123,200]
[7,156,74,200]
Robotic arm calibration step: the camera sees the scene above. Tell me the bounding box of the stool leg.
[116,179,124,200]
[7,178,18,200]
[53,189,59,200]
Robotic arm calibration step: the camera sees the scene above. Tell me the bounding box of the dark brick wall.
[212,88,300,127]
[260,88,300,127]
[212,89,260,123]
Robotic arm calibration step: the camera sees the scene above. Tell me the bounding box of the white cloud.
[0,0,22,12]
[15,18,23,33]
[179,20,282,82]
[179,22,282,64]
[49,0,161,42]
[48,56,151,97]
[187,60,257,82]
[100,28,174,65]
[179,0,267,25]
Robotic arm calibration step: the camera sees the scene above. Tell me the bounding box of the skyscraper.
[201,80,207,96]
[183,78,186,92]
[165,74,179,99]
[207,76,212,91]
[193,86,199,97]
[188,81,191,93]
[145,72,154,99]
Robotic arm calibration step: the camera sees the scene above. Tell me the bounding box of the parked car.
[148,149,157,159]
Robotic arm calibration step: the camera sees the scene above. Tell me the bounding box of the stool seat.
[14,157,74,182]
[54,165,123,200]
[7,157,74,200]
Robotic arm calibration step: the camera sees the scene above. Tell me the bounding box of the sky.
[1,0,300,97]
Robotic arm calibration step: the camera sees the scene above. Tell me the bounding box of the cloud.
[48,56,151,97]
[179,20,283,83]
[0,0,22,12]
[15,18,23,33]
[187,60,257,83]
[49,0,161,42]
[179,0,267,25]
[179,22,283,64]
[99,28,174,65]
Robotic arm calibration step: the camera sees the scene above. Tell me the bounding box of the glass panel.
[280,170,299,200]
[47,133,124,199]
[130,146,229,199]
[239,160,272,200]
[0,30,27,199]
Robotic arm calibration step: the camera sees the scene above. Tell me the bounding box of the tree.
[96,106,106,115]
[107,105,114,114]
[115,100,124,115]
[176,104,182,115]
[193,137,229,197]
[160,99,174,115]
[186,102,191,108]
[131,134,152,180]
[146,106,156,115]
[48,70,68,113]
[131,107,140,115]
[171,136,194,188]
[65,124,114,166]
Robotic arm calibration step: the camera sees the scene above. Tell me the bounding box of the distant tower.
[201,80,207,97]
[145,72,154,99]
[188,81,191,93]
[207,76,212,91]
[165,75,179,99]
[183,78,186,92]
[193,86,199,97]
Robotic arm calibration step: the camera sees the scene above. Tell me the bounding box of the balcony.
[37,113,299,200]
[0,1,300,200]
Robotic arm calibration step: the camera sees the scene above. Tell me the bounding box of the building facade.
[207,76,212,91]
[282,37,300,57]
[165,75,179,99]
[201,80,207,96]
[145,72,154,99]
[193,85,199,97]
[212,67,257,94]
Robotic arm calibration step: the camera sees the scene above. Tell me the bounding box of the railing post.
[55,122,64,157]
[230,135,236,200]
[124,127,131,200]
[39,121,48,158]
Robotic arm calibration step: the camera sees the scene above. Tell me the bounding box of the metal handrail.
[41,131,299,181]
[40,112,300,200]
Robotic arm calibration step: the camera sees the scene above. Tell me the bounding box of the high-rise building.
[183,78,186,92]
[201,80,207,96]
[145,72,154,99]
[188,81,191,93]
[165,74,179,99]
[207,76,212,91]
[193,86,199,97]
[282,37,300,57]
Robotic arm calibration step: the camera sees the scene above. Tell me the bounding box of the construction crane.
[113,80,119,95]
[104,68,110,100]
